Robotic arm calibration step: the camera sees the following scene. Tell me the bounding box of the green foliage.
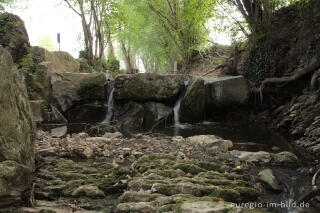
[37,34,57,51]
[0,0,13,11]
[116,0,216,73]
[243,43,289,82]
[106,54,120,72]
[73,67,79,73]
[93,59,107,72]
[111,69,127,79]
[18,44,45,98]
[79,49,88,59]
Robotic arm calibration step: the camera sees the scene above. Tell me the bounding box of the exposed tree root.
[311,69,320,91]
[251,56,320,103]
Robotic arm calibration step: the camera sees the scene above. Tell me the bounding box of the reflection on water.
[156,121,291,153]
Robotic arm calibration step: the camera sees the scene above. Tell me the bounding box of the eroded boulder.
[51,72,106,112]
[205,76,249,108]
[0,46,35,206]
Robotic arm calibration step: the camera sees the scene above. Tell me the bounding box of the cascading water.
[101,88,115,124]
[173,96,183,127]
[172,81,191,135]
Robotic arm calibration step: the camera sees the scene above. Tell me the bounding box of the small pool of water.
[155,121,292,153]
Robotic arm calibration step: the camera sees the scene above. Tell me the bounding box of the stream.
[38,90,320,212]
[154,121,319,213]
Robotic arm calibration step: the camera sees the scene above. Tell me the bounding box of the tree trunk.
[120,39,133,74]
[108,40,115,56]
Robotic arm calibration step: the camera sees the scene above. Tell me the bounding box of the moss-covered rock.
[0,161,33,206]
[114,73,185,102]
[35,158,130,201]
[0,13,30,64]
[126,154,260,207]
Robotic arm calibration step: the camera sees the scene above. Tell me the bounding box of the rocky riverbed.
[3,129,317,213]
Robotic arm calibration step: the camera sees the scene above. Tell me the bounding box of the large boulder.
[51,72,106,112]
[114,73,185,102]
[180,77,205,123]
[0,46,35,206]
[31,46,80,73]
[205,76,249,108]
[27,47,81,103]
[0,13,30,63]
[29,62,54,101]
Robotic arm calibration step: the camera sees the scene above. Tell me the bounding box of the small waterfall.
[101,88,115,124]
[173,96,182,127]
[173,81,190,132]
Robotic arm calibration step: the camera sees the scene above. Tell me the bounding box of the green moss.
[57,159,82,171]
[153,184,178,196]
[210,188,241,202]
[41,159,130,198]
[133,154,177,173]
[173,163,205,175]
[196,162,222,172]
[235,186,260,202]
[62,179,86,196]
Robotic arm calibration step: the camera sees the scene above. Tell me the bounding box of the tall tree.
[146,0,215,67]
[118,0,216,73]
[62,0,117,65]
[224,0,304,41]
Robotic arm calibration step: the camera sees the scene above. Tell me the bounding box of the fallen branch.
[201,65,223,77]
[257,56,320,103]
